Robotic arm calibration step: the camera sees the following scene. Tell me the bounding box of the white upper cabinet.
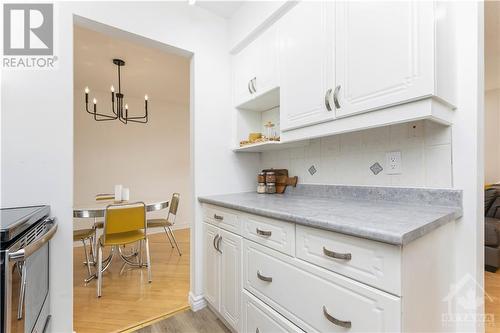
[233,25,279,109]
[334,1,438,118]
[278,1,334,131]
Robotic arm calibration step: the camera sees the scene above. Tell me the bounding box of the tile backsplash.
[260,120,452,188]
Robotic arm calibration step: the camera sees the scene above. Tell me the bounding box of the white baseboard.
[188,291,207,312]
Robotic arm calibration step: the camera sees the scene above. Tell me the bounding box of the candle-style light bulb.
[144,94,148,101]
[111,85,115,92]
[85,87,89,94]
[125,104,128,109]
[93,98,97,104]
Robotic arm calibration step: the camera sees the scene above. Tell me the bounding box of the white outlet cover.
[386,151,402,174]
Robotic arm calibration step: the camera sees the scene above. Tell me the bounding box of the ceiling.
[195,1,244,19]
[74,25,190,104]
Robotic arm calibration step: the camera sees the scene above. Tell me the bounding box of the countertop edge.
[198,196,463,246]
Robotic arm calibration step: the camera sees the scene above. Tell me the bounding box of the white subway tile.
[424,144,452,188]
[424,120,452,146]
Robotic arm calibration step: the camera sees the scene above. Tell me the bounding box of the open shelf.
[233,140,309,153]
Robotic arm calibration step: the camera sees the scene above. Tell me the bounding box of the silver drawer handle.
[323,246,351,260]
[256,228,272,237]
[248,80,253,94]
[213,214,224,221]
[323,305,351,328]
[256,329,259,333]
[325,88,333,111]
[333,85,341,109]
[257,270,273,282]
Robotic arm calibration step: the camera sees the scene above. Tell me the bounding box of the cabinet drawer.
[242,290,303,333]
[243,240,401,332]
[296,225,401,295]
[203,204,241,234]
[242,214,295,256]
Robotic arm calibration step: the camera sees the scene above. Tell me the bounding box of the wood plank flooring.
[486,270,500,332]
[135,308,230,333]
[73,229,190,333]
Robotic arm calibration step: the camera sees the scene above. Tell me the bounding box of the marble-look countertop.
[198,187,462,246]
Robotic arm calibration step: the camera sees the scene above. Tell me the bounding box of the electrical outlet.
[386,151,402,174]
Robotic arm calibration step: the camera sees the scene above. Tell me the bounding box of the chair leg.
[81,238,92,280]
[139,240,143,267]
[163,226,174,248]
[168,226,182,256]
[97,246,103,298]
[145,238,152,283]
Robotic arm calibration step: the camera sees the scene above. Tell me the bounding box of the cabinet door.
[335,1,434,118]
[219,229,242,330]
[233,43,257,107]
[279,1,334,131]
[203,223,220,310]
[253,25,279,96]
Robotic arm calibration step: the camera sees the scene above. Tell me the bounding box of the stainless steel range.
[1,206,57,333]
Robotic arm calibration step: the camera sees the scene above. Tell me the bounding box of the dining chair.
[147,193,182,256]
[73,228,95,282]
[97,202,151,297]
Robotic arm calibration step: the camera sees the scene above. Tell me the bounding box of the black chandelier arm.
[85,99,118,121]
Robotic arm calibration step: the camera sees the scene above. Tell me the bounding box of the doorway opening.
[72,18,193,333]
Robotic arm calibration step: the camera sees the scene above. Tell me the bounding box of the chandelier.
[84,58,149,124]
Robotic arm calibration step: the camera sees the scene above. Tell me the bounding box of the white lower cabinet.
[202,204,455,333]
[243,240,400,332]
[242,290,304,333]
[203,222,242,331]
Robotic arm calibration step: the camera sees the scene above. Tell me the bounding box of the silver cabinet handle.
[323,305,351,328]
[213,214,224,221]
[257,270,273,282]
[251,77,257,93]
[333,85,341,109]
[256,228,272,237]
[17,262,27,319]
[256,329,260,333]
[323,246,352,260]
[213,234,219,251]
[216,236,222,254]
[248,80,253,94]
[325,88,333,111]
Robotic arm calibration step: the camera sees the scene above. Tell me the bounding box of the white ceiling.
[195,1,244,19]
[486,1,500,91]
[74,25,190,104]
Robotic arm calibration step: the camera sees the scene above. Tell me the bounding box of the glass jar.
[266,182,276,194]
[257,183,266,194]
[265,171,276,183]
[257,172,266,183]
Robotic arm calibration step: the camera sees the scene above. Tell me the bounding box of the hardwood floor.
[486,270,500,332]
[73,228,190,333]
[135,308,230,333]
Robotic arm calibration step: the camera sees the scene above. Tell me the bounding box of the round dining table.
[73,198,169,283]
[73,199,169,218]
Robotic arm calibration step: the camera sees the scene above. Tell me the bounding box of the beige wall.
[74,90,191,229]
[485,89,500,184]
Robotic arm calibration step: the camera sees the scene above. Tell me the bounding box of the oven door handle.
[8,218,57,262]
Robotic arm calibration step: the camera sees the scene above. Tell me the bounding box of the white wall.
[485,89,500,184]
[73,90,192,229]
[261,120,453,188]
[1,2,260,332]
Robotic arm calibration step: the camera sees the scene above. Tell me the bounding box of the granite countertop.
[198,185,462,246]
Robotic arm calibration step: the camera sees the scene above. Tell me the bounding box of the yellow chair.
[73,228,95,282]
[147,193,182,256]
[97,202,151,297]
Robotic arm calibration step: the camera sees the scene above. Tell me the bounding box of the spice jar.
[257,172,266,183]
[265,171,276,183]
[266,183,276,194]
[257,183,266,194]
